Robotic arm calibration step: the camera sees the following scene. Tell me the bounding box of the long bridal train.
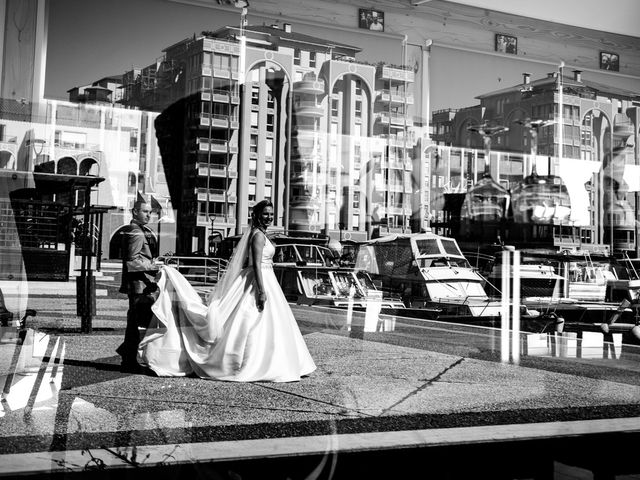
[138,263,316,382]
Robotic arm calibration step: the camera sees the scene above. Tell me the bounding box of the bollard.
[500,247,521,364]
[76,274,96,333]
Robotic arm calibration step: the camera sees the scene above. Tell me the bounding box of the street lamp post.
[466,124,509,177]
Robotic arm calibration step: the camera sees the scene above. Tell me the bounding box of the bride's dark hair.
[251,199,274,229]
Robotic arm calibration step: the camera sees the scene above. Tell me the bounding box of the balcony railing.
[375,113,390,124]
[293,79,325,95]
[194,187,227,201]
[377,65,415,83]
[294,101,323,117]
[377,90,391,102]
[197,139,228,153]
[211,114,229,128]
[213,68,231,79]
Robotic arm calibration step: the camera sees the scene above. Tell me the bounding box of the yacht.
[354,232,503,323]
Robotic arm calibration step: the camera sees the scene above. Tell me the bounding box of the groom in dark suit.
[116,200,159,372]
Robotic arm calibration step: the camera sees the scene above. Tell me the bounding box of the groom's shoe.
[120,360,142,374]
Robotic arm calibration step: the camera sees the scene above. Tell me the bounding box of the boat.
[271,242,406,310]
[354,232,504,324]
[467,247,640,340]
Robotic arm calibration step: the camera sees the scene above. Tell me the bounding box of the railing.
[156,255,228,285]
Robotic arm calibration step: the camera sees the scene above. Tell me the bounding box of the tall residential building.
[122,23,418,254]
[430,71,640,254]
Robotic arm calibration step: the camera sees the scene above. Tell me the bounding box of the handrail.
[157,255,228,285]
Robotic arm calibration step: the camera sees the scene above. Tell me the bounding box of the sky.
[44,0,640,102]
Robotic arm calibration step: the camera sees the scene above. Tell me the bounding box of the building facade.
[430,70,640,254]
[120,24,419,254]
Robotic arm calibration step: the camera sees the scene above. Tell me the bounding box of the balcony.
[194,187,226,202]
[212,89,230,103]
[293,78,325,95]
[294,101,324,118]
[197,163,228,177]
[211,114,229,129]
[375,113,390,125]
[389,160,405,170]
[390,114,406,126]
[196,139,228,153]
[377,65,415,83]
[213,68,231,79]
[376,90,391,103]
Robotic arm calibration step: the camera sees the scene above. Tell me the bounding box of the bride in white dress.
[138,200,317,382]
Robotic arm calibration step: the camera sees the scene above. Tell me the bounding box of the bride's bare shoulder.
[250,228,267,246]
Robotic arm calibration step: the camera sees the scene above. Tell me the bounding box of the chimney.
[283,23,292,33]
[522,73,530,84]
[573,70,582,82]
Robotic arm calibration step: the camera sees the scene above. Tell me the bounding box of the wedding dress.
[138,230,316,382]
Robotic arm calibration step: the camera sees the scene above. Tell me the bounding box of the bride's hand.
[257,292,267,312]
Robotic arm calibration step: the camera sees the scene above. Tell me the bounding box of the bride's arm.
[251,231,267,311]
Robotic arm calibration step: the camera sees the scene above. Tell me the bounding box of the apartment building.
[122,23,418,253]
[430,71,640,253]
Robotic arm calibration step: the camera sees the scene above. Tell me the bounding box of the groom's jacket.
[119,221,159,296]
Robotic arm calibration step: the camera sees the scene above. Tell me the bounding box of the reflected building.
[431,71,640,255]
[121,24,417,253]
[0,97,175,265]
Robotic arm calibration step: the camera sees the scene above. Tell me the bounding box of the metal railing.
[156,255,229,285]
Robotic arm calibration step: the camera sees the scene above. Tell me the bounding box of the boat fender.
[555,316,565,333]
[631,325,640,341]
[600,323,609,334]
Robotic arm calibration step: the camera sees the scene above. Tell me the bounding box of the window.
[250,111,258,126]
[265,161,273,179]
[265,138,274,158]
[248,182,256,202]
[251,86,259,105]
[309,51,316,68]
[264,185,272,201]
[294,49,301,65]
[331,99,339,117]
[249,159,257,176]
[355,100,362,117]
[352,214,360,230]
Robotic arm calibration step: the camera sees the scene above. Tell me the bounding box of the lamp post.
[514,118,555,174]
[466,124,509,177]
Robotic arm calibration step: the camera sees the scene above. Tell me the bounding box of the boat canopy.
[355,233,469,277]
